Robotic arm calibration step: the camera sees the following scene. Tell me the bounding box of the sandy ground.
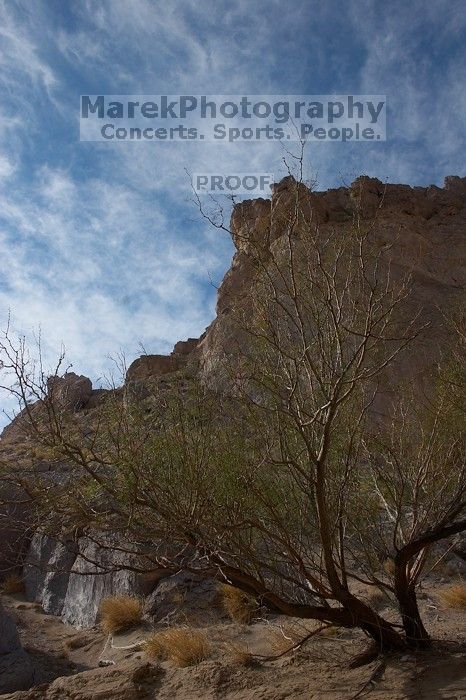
[1,576,465,699]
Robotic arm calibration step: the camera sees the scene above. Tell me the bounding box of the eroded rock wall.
[197,175,466,393]
[24,534,146,628]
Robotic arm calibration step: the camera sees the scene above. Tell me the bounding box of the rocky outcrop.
[198,174,466,391]
[0,374,95,446]
[125,337,200,383]
[125,355,184,381]
[0,659,161,700]
[46,373,93,412]
[127,170,466,396]
[172,337,200,356]
[23,534,148,628]
[0,600,35,694]
[143,570,219,624]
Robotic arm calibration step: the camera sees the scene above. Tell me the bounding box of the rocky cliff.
[198,174,465,393]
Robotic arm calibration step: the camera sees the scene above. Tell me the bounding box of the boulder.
[144,570,219,623]
[46,373,92,411]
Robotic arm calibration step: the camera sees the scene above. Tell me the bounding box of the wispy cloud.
[0,0,464,428]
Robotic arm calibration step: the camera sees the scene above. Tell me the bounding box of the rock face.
[143,570,219,624]
[0,600,35,694]
[23,534,149,628]
[24,533,77,617]
[46,373,93,412]
[0,660,160,700]
[198,174,466,391]
[60,538,145,629]
[125,338,201,383]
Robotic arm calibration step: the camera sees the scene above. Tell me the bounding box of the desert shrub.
[145,627,210,667]
[1,573,25,594]
[364,586,388,610]
[63,632,95,650]
[220,584,259,624]
[436,582,466,609]
[99,595,142,634]
[383,558,396,576]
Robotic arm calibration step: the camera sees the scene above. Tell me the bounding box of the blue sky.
[0,0,465,419]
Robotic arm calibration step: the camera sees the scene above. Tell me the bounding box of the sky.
[0,0,465,423]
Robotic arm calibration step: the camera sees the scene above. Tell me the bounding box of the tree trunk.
[395,585,431,649]
[338,591,407,652]
[312,450,407,652]
[210,562,407,650]
[394,556,431,649]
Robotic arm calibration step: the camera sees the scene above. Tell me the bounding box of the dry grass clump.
[145,627,210,667]
[225,642,255,666]
[220,584,259,624]
[318,625,340,637]
[383,558,396,576]
[99,595,143,634]
[267,623,308,654]
[364,586,387,610]
[63,632,95,650]
[436,581,466,609]
[1,573,25,594]
[170,590,186,605]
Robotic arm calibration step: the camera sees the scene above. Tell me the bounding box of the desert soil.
[1,576,465,700]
